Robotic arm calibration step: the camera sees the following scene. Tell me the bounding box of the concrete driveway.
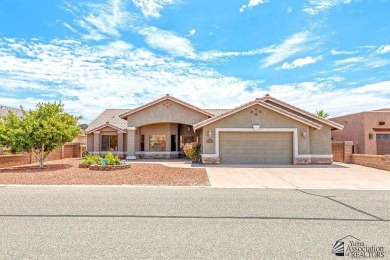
[206,163,390,190]
[134,159,390,190]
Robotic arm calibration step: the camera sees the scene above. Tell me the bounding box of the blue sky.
[0,0,389,122]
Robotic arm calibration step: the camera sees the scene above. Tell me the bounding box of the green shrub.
[82,154,102,165]
[183,142,201,162]
[105,152,121,165]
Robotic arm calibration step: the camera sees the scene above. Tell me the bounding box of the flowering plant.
[183,142,201,162]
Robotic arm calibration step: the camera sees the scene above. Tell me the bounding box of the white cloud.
[331,49,358,55]
[62,22,78,34]
[277,56,322,70]
[261,31,311,68]
[333,52,390,71]
[199,47,269,60]
[334,57,364,65]
[1,37,388,122]
[0,37,264,121]
[304,0,353,15]
[132,0,175,18]
[376,45,390,54]
[351,81,390,94]
[140,26,197,58]
[188,29,196,37]
[240,0,268,12]
[267,80,390,117]
[65,0,138,40]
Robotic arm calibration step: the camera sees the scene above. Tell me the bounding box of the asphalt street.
[0,186,389,259]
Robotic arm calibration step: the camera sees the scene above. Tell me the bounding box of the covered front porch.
[127,122,200,159]
[86,123,199,159]
[85,94,213,159]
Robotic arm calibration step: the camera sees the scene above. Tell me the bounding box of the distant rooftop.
[85,109,130,133]
[0,105,23,117]
[373,108,390,112]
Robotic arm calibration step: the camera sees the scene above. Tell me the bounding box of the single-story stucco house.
[85,94,343,165]
[331,108,390,155]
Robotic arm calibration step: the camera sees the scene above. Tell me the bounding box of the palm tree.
[316,109,330,118]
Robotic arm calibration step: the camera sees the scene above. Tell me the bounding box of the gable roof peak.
[261,95,343,130]
[119,94,214,118]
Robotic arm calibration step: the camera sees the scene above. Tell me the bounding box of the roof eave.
[194,100,322,130]
[262,96,344,130]
[85,123,126,134]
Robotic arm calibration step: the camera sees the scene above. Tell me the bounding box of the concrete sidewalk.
[206,163,390,190]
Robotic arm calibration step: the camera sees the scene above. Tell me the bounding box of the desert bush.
[81,154,102,166]
[104,152,121,165]
[183,142,201,162]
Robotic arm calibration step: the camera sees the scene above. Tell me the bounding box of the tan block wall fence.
[0,144,82,168]
[352,154,390,171]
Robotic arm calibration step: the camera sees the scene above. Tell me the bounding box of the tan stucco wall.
[331,113,365,152]
[125,100,209,127]
[331,112,390,154]
[200,104,318,155]
[310,125,332,154]
[87,134,94,151]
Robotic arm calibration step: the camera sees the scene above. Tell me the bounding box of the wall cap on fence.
[352,154,385,158]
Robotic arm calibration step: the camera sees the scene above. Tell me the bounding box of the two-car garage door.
[219,132,293,164]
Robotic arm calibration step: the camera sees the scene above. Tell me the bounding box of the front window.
[149,135,166,151]
[101,135,118,151]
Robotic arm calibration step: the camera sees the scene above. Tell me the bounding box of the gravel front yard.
[0,159,209,186]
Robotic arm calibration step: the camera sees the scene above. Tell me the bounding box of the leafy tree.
[316,109,330,119]
[0,102,80,168]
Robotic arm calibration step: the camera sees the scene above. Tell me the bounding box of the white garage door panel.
[219,132,293,164]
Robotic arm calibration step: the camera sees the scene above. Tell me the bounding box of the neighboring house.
[0,105,23,155]
[86,94,343,165]
[331,108,390,155]
[70,124,88,145]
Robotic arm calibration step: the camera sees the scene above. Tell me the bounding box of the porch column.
[118,131,124,156]
[93,131,100,153]
[126,127,136,160]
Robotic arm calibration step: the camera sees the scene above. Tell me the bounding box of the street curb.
[1,184,390,191]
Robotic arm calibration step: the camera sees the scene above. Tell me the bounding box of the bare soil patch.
[0,159,209,186]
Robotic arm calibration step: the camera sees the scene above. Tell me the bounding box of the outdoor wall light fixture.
[187,126,192,132]
[369,133,373,140]
[208,130,213,138]
[301,130,307,138]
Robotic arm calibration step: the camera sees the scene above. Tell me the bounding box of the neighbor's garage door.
[219,132,293,164]
[376,134,390,155]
